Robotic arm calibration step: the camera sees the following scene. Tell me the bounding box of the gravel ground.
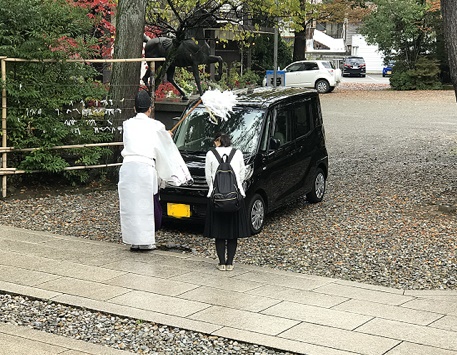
[1,85,456,353]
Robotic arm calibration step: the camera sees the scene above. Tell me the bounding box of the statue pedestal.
[154,96,198,130]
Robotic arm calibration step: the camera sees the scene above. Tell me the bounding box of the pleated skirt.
[203,198,251,239]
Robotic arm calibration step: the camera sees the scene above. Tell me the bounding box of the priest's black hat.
[135,90,152,113]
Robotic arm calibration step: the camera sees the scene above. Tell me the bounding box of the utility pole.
[273,0,279,88]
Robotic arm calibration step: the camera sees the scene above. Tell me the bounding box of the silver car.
[264,60,342,93]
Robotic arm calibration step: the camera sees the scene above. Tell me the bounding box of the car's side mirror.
[269,137,281,150]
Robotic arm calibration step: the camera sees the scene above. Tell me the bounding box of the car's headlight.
[243,164,254,191]
[245,164,253,180]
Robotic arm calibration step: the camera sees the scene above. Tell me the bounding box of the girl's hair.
[214,132,231,147]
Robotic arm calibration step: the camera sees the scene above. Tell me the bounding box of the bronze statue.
[142,9,223,100]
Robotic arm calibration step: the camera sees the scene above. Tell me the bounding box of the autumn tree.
[441,0,457,100]
[0,0,111,181]
[73,0,116,58]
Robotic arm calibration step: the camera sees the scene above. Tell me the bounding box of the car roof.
[232,87,318,108]
[287,60,328,64]
[192,87,318,111]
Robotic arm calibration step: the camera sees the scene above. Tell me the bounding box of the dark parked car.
[160,87,329,234]
[342,56,366,77]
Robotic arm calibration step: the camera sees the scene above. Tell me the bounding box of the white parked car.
[263,60,341,93]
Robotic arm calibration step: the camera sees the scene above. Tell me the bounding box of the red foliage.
[145,25,163,39]
[155,83,180,99]
[62,1,166,60]
[50,36,80,56]
[137,84,179,100]
[69,0,116,58]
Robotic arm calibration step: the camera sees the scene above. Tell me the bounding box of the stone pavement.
[1,225,457,355]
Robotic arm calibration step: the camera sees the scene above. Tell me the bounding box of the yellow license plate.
[167,203,191,218]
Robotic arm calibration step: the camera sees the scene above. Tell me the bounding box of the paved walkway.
[1,225,457,355]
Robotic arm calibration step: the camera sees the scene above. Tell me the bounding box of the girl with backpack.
[203,132,251,271]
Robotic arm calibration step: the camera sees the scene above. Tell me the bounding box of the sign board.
[265,70,286,87]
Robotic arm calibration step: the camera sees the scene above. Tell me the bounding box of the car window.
[305,62,319,71]
[273,106,292,147]
[286,63,304,72]
[321,61,335,69]
[274,101,314,145]
[273,111,289,146]
[292,99,312,138]
[314,97,323,127]
[174,106,265,155]
[260,111,273,152]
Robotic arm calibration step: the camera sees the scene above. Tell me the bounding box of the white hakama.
[118,160,157,245]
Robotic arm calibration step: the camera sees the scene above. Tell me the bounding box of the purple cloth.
[154,193,162,231]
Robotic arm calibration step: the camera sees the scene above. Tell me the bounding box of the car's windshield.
[346,58,364,65]
[173,106,265,155]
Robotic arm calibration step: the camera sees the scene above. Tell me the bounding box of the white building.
[281,14,385,74]
[349,34,384,73]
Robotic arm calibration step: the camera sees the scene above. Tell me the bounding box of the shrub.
[390,57,442,90]
[1,0,113,185]
[223,62,261,89]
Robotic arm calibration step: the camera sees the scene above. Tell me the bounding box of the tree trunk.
[109,0,148,148]
[441,0,457,102]
[293,29,307,61]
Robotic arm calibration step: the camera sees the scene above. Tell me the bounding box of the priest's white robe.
[118,113,191,246]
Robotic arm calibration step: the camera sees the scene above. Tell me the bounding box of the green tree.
[0,0,111,182]
[360,0,442,89]
[251,34,292,73]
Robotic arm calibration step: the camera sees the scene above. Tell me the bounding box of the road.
[340,73,390,84]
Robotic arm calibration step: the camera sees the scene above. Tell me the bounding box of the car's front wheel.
[306,168,326,203]
[247,194,265,234]
[315,79,330,94]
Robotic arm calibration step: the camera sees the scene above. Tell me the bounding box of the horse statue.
[142,10,223,100]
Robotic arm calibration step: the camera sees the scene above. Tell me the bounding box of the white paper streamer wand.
[170,89,238,132]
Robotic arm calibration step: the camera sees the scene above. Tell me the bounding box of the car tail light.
[360,63,366,68]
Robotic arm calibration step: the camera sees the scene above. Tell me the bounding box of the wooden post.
[1,57,7,198]
[150,61,156,120]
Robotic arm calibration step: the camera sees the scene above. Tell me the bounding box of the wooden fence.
[0,56,165,198]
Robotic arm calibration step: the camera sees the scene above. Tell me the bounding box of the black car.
[160,87,329,234]
[342,56,366,77]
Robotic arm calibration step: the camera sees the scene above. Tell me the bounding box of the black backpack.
[210,148,242,213]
